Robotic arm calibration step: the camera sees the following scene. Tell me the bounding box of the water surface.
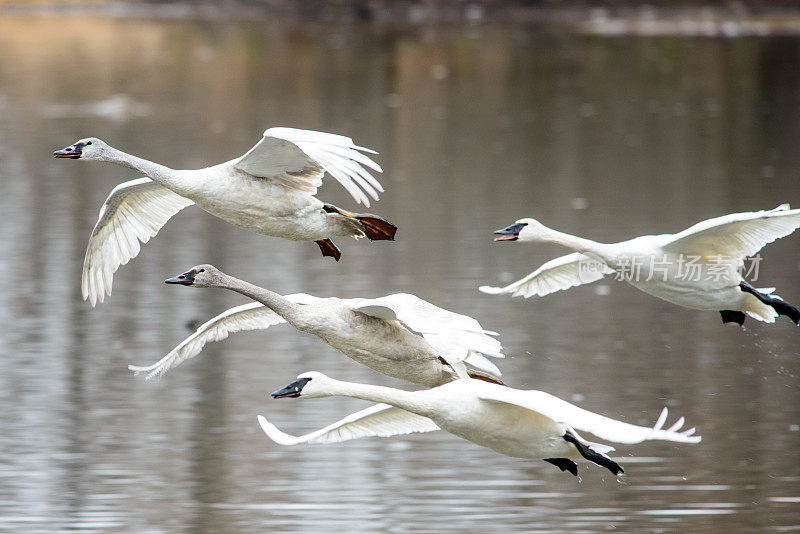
[0,16,798,533]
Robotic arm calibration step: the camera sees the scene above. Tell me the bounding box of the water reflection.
[0,15,798,533]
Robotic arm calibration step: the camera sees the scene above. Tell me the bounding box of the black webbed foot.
[544,458,578,476]
[315,239,341,261]
[720,310,746,326]
[322,203,397,241]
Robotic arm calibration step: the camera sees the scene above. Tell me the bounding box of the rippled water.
[0,15,798,533]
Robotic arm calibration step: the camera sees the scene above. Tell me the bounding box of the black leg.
[740,282,800,325]
[720,310,746,326]
[543,458,578,476]
[563,430,623,476]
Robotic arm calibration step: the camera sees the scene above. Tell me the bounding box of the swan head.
[271,372,332,399]
[53,138,111,161]
[493,218,548,242]
[164,264,223,288]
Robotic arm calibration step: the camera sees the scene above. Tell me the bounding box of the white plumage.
[128,295,317,378]
[261,372,701,476]
[129,265,503,386]
[54,128,395,306]
[479,252,614,298]
[258,403,440,446]
[234,127,383,205]
[480,205,800,325]
[81,178,194,305]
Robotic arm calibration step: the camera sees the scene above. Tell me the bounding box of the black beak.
[165,269,196,285]
[53,145,82,159]
[493,222,527,241]
[271,377,312,399]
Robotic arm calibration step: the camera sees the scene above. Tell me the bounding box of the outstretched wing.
[128,294,322,379]
[234,127,384,207]
[350,294,504,375]
[663,204,800,258]
[477,386,701,445]
[82,177,194,306]
[257,403,439,445]
[479,253,613,298]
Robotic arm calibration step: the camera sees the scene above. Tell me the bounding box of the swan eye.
[86,141,92,145]
[198,269,205,273]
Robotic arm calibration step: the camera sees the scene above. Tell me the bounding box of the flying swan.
[53,128,397,306]
[479,205,800,326]
[260,372,701,477]
[128,264,504,386]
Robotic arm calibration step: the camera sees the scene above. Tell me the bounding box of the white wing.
[349,294,504,375]
[477,386,701,445]
[479,253,613,298]
[82,178,194,306]
[257,403,439,445]
[663,204,800,258]
[234,127,383,207]
[128,294,322,379]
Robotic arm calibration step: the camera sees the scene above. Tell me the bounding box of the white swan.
[128,264,504,386]
[479,205,800,326]
[259,372,701,477]
[53,128,397,306]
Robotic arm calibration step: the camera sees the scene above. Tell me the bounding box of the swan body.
[53,128,397,306]
[480,205,800,325]
[128,265,504,386]
[261,372,701,477]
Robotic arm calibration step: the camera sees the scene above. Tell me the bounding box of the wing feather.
[128,294,322,379]
[82,178,194,306]
[663,204,800,258]
[350,294,504,375]
[257,404,439,445]
[477,386,701,445]
[479,253,613,298]
[234,127,383,207]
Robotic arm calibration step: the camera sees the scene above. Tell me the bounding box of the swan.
[128,264,504,386]
[479,205,800,326]
[53,128,397,306]
[259,372,701,477]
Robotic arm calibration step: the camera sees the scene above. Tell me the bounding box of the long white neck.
[535,226,611,262]
[215,273,303,323]
[321,379,435,418]
[101,145,193,193]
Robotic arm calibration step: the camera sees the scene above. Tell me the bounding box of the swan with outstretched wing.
[54,128,397,306]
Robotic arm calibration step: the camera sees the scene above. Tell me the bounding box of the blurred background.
[0,1,798,532]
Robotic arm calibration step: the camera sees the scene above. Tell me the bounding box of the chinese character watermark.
[577,254,762,283]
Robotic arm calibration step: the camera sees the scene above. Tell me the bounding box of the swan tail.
[322,204,397,241]
[315,239,341,261]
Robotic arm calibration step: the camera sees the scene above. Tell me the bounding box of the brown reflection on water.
[0,15,798,533]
